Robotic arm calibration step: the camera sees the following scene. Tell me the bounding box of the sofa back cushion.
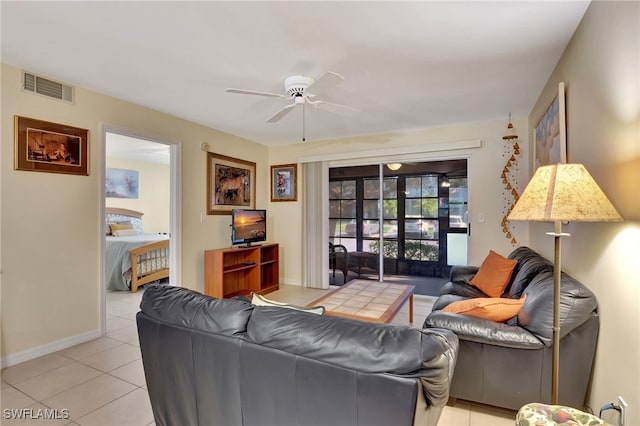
[140,284,253,335]
[517,271,598,345]
[506,247,554,298]
[247,306,454,375]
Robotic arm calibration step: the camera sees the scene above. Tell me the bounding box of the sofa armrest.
[437,282,488,300]
[423,311,543,350]
[417,328,459,408]
[449,265,479,283]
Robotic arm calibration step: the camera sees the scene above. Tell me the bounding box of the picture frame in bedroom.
[106,168,139,199]
[207,152,256,215]
[14,115,89,176]
[534,82,567,169]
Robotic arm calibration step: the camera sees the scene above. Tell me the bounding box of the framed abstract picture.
[534,82,567,169]
[14,116,89,176]
[271,163,297,202]
[207,152,255,215]
[106,168,139,198]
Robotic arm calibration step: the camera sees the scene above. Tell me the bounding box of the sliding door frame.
[300,140,479,288]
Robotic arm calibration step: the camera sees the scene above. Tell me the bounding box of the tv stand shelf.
[204,243,279,299]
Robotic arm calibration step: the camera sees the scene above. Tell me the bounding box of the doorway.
[101,128,181,332]
[328,159,468,296]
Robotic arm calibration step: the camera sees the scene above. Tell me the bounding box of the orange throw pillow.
[469,250,518,297]
[442,295,527,322]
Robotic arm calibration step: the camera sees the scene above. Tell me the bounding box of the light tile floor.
[1,284,516,426]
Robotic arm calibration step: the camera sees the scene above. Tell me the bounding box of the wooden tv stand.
[204,243,279,299]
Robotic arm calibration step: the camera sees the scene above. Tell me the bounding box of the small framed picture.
[14,115,89,176]
[271,164,297,202]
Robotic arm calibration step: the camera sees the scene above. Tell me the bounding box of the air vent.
[22,71,74,103]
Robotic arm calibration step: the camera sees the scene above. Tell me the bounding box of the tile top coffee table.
[307,280,415,324]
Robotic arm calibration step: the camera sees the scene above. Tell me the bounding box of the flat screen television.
[231,209,267,247]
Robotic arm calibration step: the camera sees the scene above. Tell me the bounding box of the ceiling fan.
[225,72,359,140]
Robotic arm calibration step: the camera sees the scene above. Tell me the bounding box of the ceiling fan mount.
[284,75,315,97]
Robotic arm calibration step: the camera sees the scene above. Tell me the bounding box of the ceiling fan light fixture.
[387,163,402,171]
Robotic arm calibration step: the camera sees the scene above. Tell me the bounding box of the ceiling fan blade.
[225,88,286,98]
[308,99,360,113]
[306,71,344,96]
[266,103,298,123]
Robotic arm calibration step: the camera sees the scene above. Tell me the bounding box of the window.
[403,175,439,261]
[329,180,356,251]
[448,178,468,228]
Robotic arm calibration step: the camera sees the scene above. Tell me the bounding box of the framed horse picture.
[207,152,256,215]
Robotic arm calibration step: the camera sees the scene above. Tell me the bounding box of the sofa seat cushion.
[442,296,526,323]
[424,311,543,349]
[469,250,518,297]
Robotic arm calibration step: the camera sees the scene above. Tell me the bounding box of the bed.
[106,208,170,292]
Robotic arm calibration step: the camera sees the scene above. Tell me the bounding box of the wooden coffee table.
[307,280,414,324]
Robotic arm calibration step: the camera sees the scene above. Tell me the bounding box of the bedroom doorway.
[102,128,181,325]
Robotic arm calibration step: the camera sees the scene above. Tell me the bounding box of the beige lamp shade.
[508,163,623,222]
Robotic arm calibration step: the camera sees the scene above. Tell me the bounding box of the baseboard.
[1,328,102,368]
[281,278,302,286]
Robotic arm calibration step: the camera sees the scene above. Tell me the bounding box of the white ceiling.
[1,1,590,146]
[106,133,170,165]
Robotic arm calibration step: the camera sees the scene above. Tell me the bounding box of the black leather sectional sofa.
[424,246,599,411]
[137,284,459,426]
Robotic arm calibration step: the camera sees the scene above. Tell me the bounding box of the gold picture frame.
[14,115,89,176]
[207,152,256,215]
[271,164,298,202]
[534,82,567,169]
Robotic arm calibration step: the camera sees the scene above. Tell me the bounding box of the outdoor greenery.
[369,240,438,261]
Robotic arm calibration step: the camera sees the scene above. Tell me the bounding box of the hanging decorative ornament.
[501,113,520,245]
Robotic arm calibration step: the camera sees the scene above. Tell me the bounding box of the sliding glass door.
[328,160,467,286]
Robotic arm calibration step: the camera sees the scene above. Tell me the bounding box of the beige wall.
[105,157,170,234]
[3,3,637,416]
[1,63,269,362]
[526,2,639,422]
[269,117,531,284]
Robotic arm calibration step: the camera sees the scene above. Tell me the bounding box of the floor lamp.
[507,163,622,404]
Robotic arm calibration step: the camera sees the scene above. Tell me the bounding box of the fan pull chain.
[302,102,306,142]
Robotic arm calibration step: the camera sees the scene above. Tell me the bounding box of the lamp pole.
[547,220,569,404]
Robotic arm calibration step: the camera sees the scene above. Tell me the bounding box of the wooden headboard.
[106,207,144,219]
